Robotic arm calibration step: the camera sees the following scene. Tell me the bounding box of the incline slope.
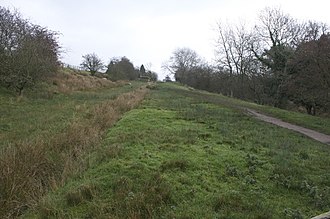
[24,83,330,219]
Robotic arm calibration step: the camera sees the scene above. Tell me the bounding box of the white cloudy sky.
[1,0,330,79]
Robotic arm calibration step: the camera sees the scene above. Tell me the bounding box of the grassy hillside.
[0,79,148,217]
[0,80,142,149]
[24,83,330,219]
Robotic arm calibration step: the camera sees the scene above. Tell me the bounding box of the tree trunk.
[18,87,23,96]
[305,105,316,115]
[312,106,316,116]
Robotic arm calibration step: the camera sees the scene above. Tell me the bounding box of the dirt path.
[246,109,330,145]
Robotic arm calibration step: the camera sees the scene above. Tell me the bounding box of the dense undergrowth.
[24,83,330,219]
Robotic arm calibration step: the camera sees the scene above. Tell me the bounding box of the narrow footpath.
[246,109,330,145]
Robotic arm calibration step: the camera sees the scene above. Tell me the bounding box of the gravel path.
[246,109,330,145]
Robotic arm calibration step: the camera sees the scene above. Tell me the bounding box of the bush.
[0,6,60,96]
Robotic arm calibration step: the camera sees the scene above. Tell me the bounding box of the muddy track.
[246,109,330,145]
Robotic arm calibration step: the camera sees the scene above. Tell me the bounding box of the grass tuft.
[214,191,245,212]
[66,184,96,206]
[160,159,189,172]
[111,174,173,218]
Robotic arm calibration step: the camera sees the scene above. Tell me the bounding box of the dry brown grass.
[50,68,127,94]
[0,86,149,218]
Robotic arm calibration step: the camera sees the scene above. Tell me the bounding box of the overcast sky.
[1,0,330,79]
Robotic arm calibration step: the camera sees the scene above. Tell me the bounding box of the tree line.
[80,54,157,81]
[163,7,330,115]
[0,7,157,96]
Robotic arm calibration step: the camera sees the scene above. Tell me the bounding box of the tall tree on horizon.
[140,64,146,76]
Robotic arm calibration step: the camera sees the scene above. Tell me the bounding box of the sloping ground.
[0,82,148,218]
[247,109,330,145]
[25,83,330,219]
[50,68,127,94]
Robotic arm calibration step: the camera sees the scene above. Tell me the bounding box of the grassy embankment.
[25,83,330,219]
[0,69,148,217]
[0,70,142,149]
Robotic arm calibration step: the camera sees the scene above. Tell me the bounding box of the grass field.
[23,83,330,219]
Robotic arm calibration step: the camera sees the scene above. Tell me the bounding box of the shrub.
[225,164,240,178]
[0,6,60,96]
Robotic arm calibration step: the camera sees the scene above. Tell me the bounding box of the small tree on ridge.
[80,53,104,76]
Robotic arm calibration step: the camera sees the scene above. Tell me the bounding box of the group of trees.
[80,54,158,81]
[0,6,60,95]
[0,7,157,97]
[106,56,138,80]
[164,7,330,115]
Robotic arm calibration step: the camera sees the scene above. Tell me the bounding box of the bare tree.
[302,21,328,42]
[250,8,298,70]
[215,22,234,75]
[80,53,104,76]
[215,22,255,76]
[162,47,201,82]
[255,7,302,48]
[215,22,257,98]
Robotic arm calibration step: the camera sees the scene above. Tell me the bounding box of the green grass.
[193,89,330,136]
[252,105,330,136]
[25,83,330,218]
[0,81,143,149]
